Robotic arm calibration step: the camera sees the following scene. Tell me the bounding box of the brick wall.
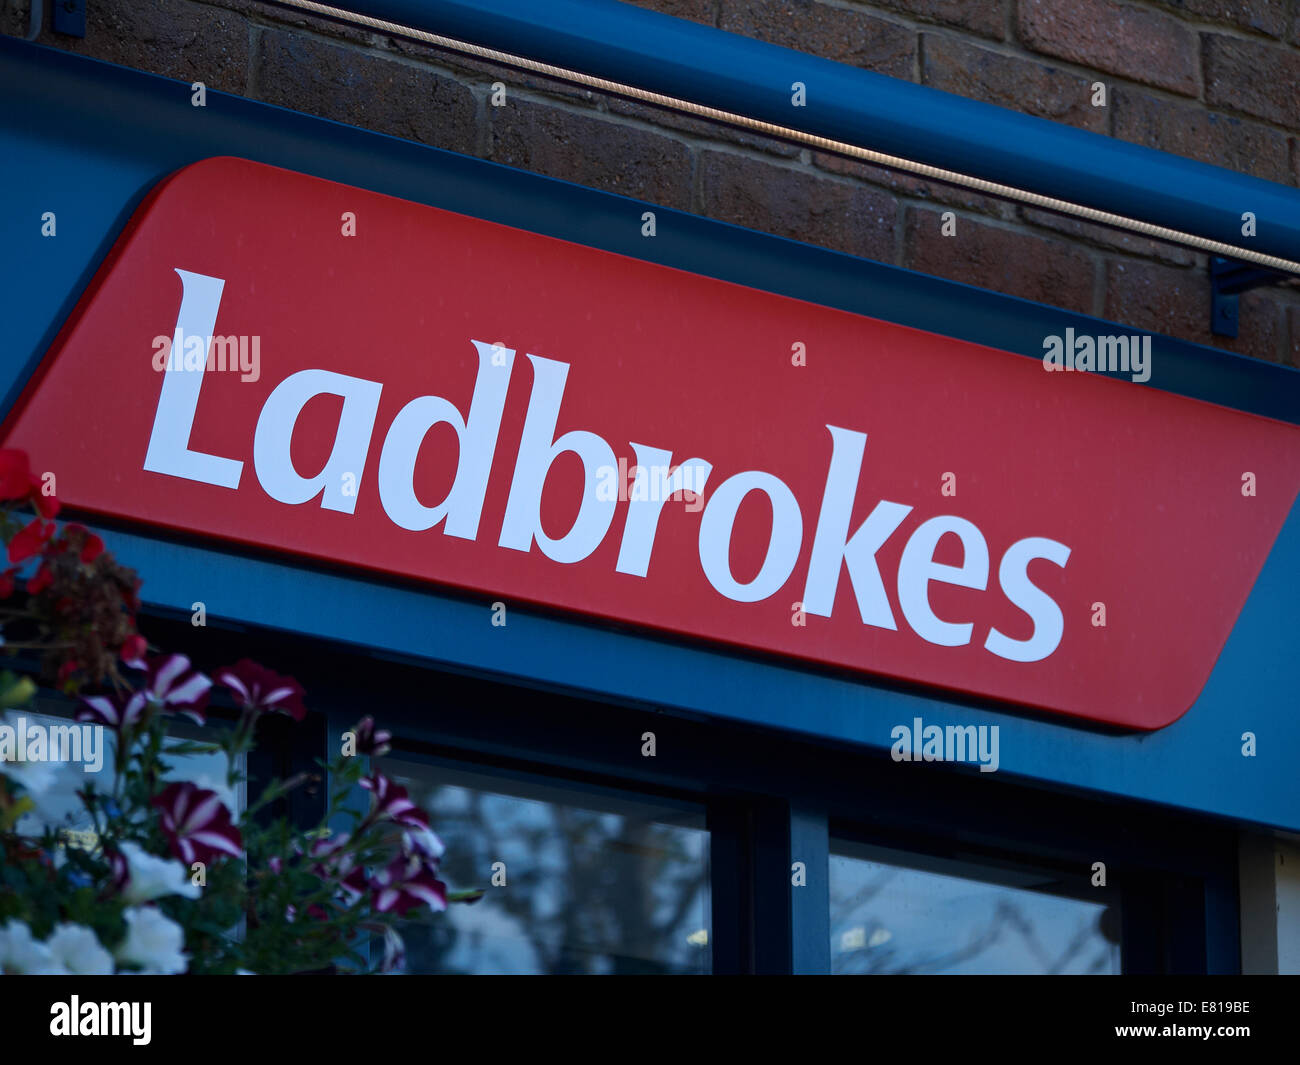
[4,0,1300,364]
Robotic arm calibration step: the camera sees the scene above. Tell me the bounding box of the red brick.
[903,208,1096,312]
[253,29,477,153]
[1,0,30,37]
[698,151,897,260]
[848,0,1004,40]
[719,0,916,80]
[378,15,796,159]
[1103,258,1282,362]
[1113,89,1292,185]
[380,31,600,110]
[1018,0,1199,97]
[1204,34,1300,130]
[604,96,802,158]
[621,0,718,24]
[37,0,249,93]
[921,34,1107,133]
[490,99,694,210]
[812,153,1017,220]
[1148,0,1287,38]
[205,0,375,46]
[1020,208,1195,267]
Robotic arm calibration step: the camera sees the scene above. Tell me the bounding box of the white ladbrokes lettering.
[143,270,1072,663]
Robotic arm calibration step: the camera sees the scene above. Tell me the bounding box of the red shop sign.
[6,157,1300,730]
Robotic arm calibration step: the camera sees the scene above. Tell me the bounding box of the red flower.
[0,449,33,500]
[8,518,54,564]
[62,523,105,564]
[81,534,104,563]
[26,562,53,594]
[0,569,16,599]
[216,659,306,721]
[0,449,58,516]
[152,781,242,865]
[120,635,148,668]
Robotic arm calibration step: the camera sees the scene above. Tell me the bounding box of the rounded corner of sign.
[156,156,260,194]
[1138,683,1208,731]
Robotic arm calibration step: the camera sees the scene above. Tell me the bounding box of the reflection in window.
[12,698,244,844]
[830,842,1121,974]
[387,759,711,974]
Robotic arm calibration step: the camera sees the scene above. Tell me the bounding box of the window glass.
[11,695,244,843]
[830,841,1120,974]
[387,758,711,974]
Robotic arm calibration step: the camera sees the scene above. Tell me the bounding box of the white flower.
[44,924,113,975]
[0,919,64,975]
[114,907,188,975]
[118,841,202,904]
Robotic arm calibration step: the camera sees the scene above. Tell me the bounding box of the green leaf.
[0,671,36,710]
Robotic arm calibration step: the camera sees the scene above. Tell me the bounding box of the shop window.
[11,694,245,843]
[830,840,1121,975]
[386,758,711,974]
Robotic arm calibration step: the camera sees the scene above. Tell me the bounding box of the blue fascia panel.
[2,38,1298,831]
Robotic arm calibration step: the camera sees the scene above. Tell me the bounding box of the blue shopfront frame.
[1,28,1297,872]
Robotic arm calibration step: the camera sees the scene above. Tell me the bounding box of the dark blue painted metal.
[2,38,1298,836]
[327,0,1300,267]
[1210,257,1291,338]
[789,806,831,975]
[51,0,85,38]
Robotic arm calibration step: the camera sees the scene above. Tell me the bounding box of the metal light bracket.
[52,0,85,38]
[1210,257,1289,338]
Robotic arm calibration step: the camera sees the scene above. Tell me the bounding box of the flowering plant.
[0,449,477,974]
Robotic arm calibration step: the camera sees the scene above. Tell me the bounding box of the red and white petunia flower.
[139,654,212,724]
[215,659,307,722]
[402,825,446,862]
[380,926,406,974]
[360,773,429,831]
[152,781,243,865]
[76,690,148,733]
[352,716,392,758]
[308,834,367,902]
[370,854,448,916]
